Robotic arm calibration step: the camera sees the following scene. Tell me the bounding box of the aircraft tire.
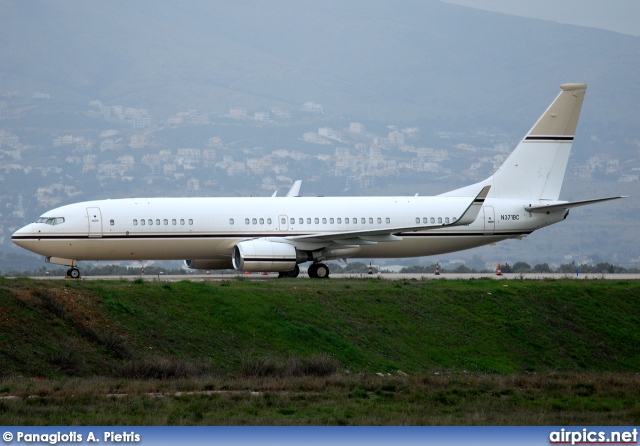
[69,268,81,279]
[315,263,329,279]
[284,265,300,278]
[308,263,319,278]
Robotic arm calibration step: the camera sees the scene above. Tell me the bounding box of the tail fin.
[441,83,587,200]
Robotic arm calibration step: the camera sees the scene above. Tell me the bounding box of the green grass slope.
[1,278,638,378]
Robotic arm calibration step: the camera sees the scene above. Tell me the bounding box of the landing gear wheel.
[69,267,81,279]
[308,263,329,279]
[315,263,329,279]
[281,264,299,278]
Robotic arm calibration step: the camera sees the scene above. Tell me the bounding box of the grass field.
[0,277,639,424]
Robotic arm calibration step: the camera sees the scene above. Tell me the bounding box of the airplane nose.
[12,224,34,251]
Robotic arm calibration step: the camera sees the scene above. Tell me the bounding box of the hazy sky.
[441,0,640,36]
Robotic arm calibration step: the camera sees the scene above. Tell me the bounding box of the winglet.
[451,185,491,226]
[286,180,302,197]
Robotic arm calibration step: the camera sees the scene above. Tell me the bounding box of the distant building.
[254,112,270,122]
[271,107,291,119]
[131,116,150,129]
[388,130,405,145]
[302,102,323,113]
[75,139,93,153]
[207,137,223,149]
[100,139,115,151]
[229,108,247,119]
[129,135,146,149]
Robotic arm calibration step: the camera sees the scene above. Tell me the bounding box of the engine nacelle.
[232,239,298,272]
[183,259,233,270]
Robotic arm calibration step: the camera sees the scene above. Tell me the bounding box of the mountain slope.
[1,0,638,126]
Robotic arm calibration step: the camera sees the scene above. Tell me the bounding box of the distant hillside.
[1,0,639,129]
[1,278,638,378]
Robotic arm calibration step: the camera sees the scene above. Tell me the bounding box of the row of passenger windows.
[132,218,193,226]
[229,217,393,226]
[229,216,456,226]
[417,217,457,224]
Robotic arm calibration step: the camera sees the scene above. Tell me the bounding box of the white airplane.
[12,84,625,279]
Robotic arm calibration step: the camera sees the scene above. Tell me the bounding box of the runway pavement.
[13,272,640,281]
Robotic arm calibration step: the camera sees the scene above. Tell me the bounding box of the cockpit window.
[35,217,65,225]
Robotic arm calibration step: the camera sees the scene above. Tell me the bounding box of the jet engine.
[232,239,301,272]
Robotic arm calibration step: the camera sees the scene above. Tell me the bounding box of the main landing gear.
[307,262,330,279]
[277,263,330,279]
[278,264,300,278]
[66,267,81,279]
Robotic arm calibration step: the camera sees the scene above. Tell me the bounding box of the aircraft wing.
[525,196,627,213]
[286,186,490,245]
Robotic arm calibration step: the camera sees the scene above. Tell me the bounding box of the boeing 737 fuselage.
[11,84,625,278]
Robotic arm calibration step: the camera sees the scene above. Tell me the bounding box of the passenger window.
[322,218,327,224]
[386,218,390,224]
[353,218,357,224]
[252,218,257,225]
[299,218,304,224]
[156,219,160,225]
[141,219,145,226]
[452,217,457,222]
[423,217,427,224]
[330,218,334,224]
[245,218,250,225]
[415,217,420,224]
[281,218,286,224]
[307,218,311,224]
[229,218,234,225]
[189,219,193,225]
[445,217,450,223]
[430,217,435,224]
[337,218,342,224]
[172,219,177,225]
[438,217,442,224]
[164,219,168,225]
[148,219,153,226]
[377,218,382,224]
[133,219,138,226]
[267,218,272,224]
[180,219,185,225]
[110,219,115,226]
[369,218,373,224]
[345,218,349,224]
[259,218,264,225]
[290,218,294,224]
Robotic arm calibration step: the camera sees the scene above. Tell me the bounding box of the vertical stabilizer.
[441,84,587,200]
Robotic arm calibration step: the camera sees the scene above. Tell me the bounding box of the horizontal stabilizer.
[525,196,627,213]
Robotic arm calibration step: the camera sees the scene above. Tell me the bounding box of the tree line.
[2,260,639,277]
